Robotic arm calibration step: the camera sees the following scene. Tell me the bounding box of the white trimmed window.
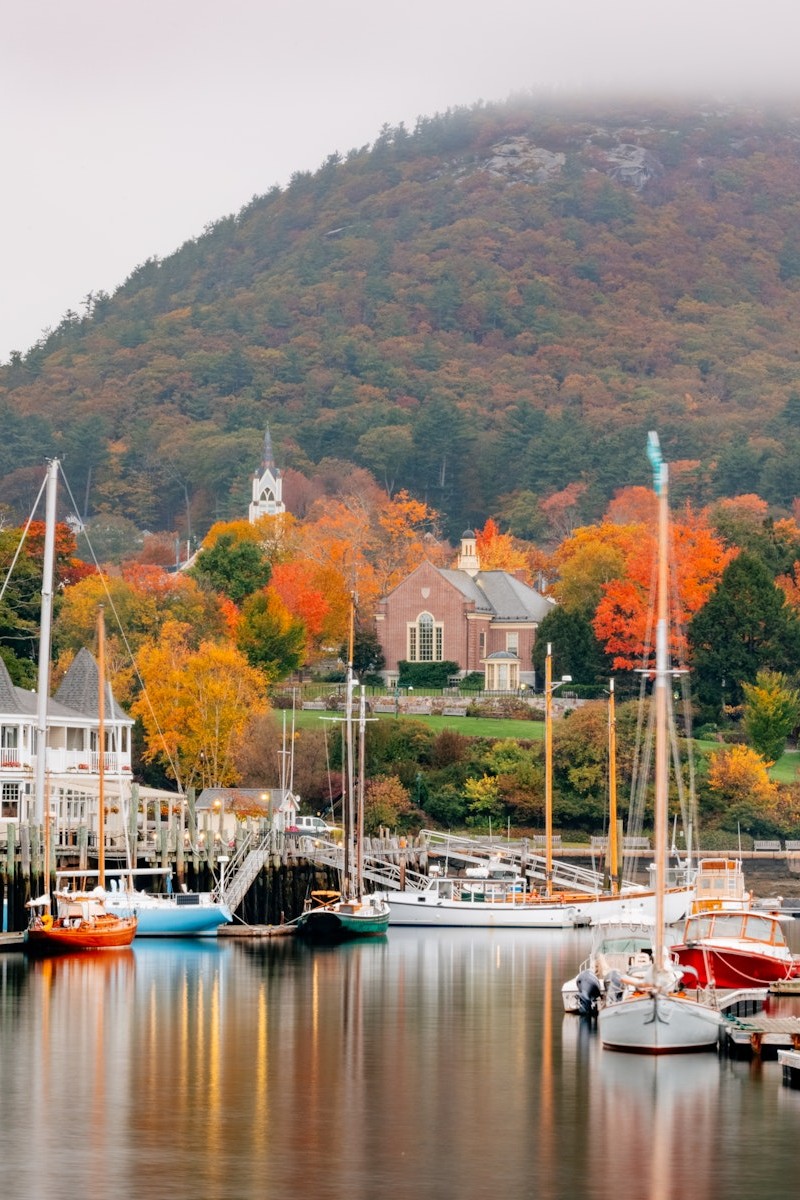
[506,632,519,654]
[407,612,443,662]
[1,782,20,819]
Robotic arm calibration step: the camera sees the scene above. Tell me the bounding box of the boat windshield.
[743,914,784,944]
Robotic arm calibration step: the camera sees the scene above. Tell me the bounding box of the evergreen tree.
[688,553,800,718]
[532,607,611,687]
[190,533,271,604]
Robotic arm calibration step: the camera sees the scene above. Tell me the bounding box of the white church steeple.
[249,426,286,523]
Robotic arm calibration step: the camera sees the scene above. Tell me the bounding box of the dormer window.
[408,612,443,662]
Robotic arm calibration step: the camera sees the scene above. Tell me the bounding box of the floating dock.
[778,1048,800,1084]
[218,923,297,939]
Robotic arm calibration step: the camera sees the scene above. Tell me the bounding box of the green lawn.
[289,708,800,778]
[290,708,545,740]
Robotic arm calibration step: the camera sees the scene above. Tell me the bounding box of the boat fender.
[40,913,53,930]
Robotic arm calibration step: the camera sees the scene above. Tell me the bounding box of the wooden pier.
[718,986,800,1058]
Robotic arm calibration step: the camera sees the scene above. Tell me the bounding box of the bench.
[301,700,326,710]
[590,836,651,851]
[754,840,782,852]
[531,835,562,849]
[442,707,466,717]
[373,702,396,713]
[786,841,800,851]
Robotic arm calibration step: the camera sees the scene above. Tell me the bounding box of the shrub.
[398,660,460,688]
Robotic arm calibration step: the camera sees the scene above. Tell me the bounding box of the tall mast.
[97,606,106,890]
[343,594,357,901]
[357,683,366,898]
[544,643,553,899]
[608,678,619,894]
[33,459,59,825]
[647,431,669,975]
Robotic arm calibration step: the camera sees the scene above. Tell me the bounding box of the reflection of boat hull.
[25,914,137,956]
[104,894,232,937]
[598,991,722,1053]
[379,886,691,929]
[297,898,390,943]
[673,943,797,988]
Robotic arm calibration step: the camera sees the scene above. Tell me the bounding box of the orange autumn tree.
[593,507,734,670]
[374,490,444,594]
[475,518,530,576]
[270,560,332,652]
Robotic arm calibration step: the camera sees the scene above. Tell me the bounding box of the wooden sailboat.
[597,434,721,1052]
[297,603,389,943]
[25,473,137,955]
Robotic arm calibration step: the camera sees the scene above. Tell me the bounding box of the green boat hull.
[297,898,390,943]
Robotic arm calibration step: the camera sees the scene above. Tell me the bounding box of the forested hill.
[5,95,800,542]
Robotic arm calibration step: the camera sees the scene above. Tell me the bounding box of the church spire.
[249,425,286,523]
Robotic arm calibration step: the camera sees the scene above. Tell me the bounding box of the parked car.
[289,815,337,836]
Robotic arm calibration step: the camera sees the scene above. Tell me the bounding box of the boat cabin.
[691,857,748,912]
[683,910,789,948]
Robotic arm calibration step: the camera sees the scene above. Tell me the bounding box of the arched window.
[407,612,443,662]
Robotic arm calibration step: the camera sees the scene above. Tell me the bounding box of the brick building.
[375,531,555,691]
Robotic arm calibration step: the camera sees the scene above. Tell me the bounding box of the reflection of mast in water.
[592,1052,720,1200]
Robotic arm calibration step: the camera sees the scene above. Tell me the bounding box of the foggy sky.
[2,0,800,361]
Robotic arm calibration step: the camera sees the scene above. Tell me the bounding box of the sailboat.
[25,463,137,955]
[378,654,694,929]
[296,607,390,943]
[597,434,722,1052]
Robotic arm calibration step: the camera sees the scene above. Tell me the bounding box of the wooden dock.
[218,923,297,939]
[0,932,24,952]
[722,1011,800,1058]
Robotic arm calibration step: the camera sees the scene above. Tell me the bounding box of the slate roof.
[438,568,556,622]
[0,655,89,719]
[53,647,131,723]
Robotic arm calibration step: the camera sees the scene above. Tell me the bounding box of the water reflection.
[0,928,799,1199]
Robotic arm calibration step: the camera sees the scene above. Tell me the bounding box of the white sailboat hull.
[598,991,722,1053]
[377,885,692,929]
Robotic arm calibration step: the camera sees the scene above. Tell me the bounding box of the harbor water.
[2,925,800,1200]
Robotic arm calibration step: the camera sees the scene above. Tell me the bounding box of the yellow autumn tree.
[132,621,268,789]
[706,744,780,835]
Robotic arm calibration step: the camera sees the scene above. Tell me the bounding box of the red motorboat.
[672,908,799,988]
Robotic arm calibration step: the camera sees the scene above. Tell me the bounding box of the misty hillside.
[4,95,800,541]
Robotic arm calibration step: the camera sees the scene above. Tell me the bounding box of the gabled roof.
[0,657,19,712]
[438,568,495,612]
[473,571,556,622]
[0,655,94,720]
[53,647,131,724]
[437,567,555,622]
